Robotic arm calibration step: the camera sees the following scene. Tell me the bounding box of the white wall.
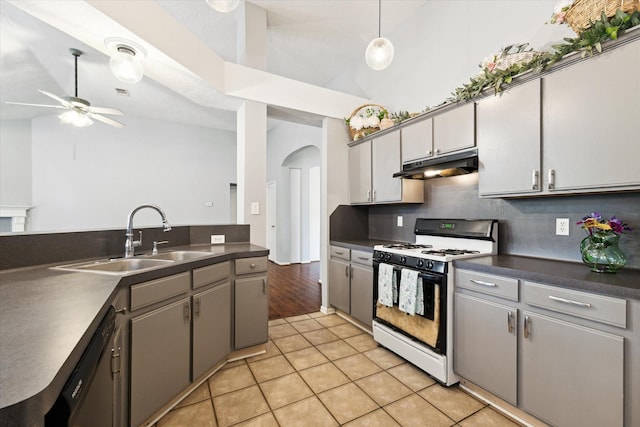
[28,115,236,231]
[266,120,322,264]
[0,120,32,207]
[328,0,575,112]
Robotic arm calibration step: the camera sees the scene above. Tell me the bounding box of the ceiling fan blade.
[87,106,124,116]
[5,101,66,109]
[89,113,126,128]
[38,90,72,107]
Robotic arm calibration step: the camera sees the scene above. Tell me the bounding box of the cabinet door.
[521,311,623,427]
[454,293,517,404]
[477,80,542,196]
[401,118,433,163]
[329,258,350,313]
[130,298,191,427]
[372,130,402,202]
[235,276,268,349]
[193,282,232,380]
[433,102,475,155]
[350,263,373,326]
[348,140,372,204]
[543,40,640,192]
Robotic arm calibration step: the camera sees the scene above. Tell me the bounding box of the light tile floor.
[155,312,522,427]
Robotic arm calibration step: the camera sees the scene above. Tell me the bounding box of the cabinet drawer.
[351,249,373,266]
[193,261,231,289]
[235,257,268,275]
[523,281,626,328]
[455,270,519,301]
[330,245,350,261]
[131,272,190,311]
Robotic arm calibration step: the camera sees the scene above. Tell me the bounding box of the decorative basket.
[346,104,388,141]
[564,0,640,33]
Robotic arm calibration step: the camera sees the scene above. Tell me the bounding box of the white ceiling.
[0,0,427,131]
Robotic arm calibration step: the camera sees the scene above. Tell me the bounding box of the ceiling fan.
[6,48,125,128]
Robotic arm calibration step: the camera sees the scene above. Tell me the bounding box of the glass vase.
[580,231,627,273]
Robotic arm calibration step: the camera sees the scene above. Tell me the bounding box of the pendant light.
[365,0,394,70]
[206,0,240,13]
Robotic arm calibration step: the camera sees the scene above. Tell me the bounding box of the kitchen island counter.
[455,254,640,299]
[0,243,267,427]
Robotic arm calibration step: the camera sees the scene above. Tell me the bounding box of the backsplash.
[367,173,640,269]
[0,224,250,270]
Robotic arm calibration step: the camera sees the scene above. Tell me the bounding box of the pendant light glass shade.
[365,37,394,70]
[109,46,144,84]
[206,0,240,13]
[58,110,93,127]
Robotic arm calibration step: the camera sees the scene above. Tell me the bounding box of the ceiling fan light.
[59,110,93,128]
[365,37,394,70]
[206,0,240,13]
[110,47,144,84]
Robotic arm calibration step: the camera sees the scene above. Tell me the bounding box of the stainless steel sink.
[54,258,174,275]
[147,251,212,261]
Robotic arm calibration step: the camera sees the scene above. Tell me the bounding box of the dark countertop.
[454,255,640,299]
[330,239,403,252]
[0,243,267,426]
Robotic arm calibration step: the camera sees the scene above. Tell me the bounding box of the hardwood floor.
[267,261,321,319]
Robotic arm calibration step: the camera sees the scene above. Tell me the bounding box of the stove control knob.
[426,260,434,270]
[385,253,392,261]
[400,256,407,264]
[416,259,424,267]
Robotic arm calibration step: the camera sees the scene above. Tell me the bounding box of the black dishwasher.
[45,306,117,427]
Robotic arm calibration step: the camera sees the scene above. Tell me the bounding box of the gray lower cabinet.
[192,282,232,380]
[234,256,269,349]
[454,293,517,405]
[130,297,191,427]
[349,252,373,326]
[329,256,350,313]
[521,311,624,427]
[329,245,373,326]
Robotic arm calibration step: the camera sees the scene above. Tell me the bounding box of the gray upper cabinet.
[401,118,434,163]
[479,39,640,197]
[372,131,402,202]
[348,130,423,205]
[542,39,640,193]
[477,79,541,196]
[348,140,372,204]
[432,102,475,155]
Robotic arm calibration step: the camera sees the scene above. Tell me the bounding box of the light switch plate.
[251,202,260,215]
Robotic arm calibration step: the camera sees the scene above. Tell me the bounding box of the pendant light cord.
[378,0,381,38]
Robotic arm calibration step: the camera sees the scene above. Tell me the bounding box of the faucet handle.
[134,230,143,247]
[152,240,169,255]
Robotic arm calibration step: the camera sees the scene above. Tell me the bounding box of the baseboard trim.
[320,305,336,314]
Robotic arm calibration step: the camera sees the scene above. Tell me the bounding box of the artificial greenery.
[447,9,640,103]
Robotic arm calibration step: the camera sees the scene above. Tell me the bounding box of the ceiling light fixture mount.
[206,0,240,13]
[105,37,147,84]
[365,0,394,71]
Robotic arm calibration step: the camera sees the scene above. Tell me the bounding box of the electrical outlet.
[556,218,570,236]
[211,235,225,244]
[397,216,403,227]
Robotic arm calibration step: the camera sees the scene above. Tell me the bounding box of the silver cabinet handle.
[367,190,371,201]
[372,189,376,201]
[470,279,497,287]
[531,170,539,190]
[263,278,267,294]
[194,297,201,317]
[183,302,191,322]
[335,250,344,255]
[357,256,370,261]
[507,311,514,334]
[250,263,256,268]
[548,295,592,308]
[345,265,349,277]
[524,315,530,339]
[548,169,555,189]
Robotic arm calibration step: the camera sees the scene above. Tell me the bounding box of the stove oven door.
[373,263,446,354]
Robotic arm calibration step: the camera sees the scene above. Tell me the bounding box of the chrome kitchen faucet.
[124,204,171,258]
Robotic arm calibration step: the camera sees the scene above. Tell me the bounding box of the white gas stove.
[372,218,498,386]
